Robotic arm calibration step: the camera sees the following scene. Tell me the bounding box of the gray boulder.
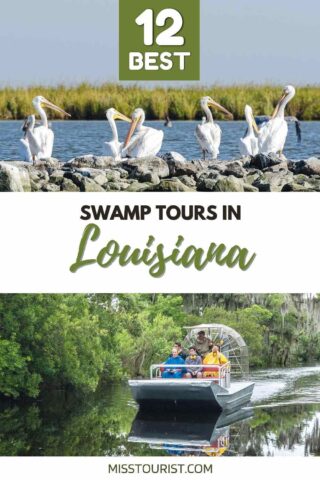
[67,155,116,169]
[80,177,105,192]
[160,152,187,163]
[250,153,284,170]
[121,156,170,180]
[0,162,31,192]
[61,178,80,192]
[292,157,320,176]
[151,177,195,192]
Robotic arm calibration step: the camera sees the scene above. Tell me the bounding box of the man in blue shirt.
[162,347,186,378]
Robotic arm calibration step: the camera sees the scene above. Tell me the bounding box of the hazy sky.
[0,0,319,86]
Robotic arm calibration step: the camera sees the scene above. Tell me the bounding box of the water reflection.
[0,366,320,456]
[129,408,253,456]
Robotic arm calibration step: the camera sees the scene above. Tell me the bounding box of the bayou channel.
[1,365,319,457]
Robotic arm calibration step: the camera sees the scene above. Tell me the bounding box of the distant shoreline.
[1,84,320,121]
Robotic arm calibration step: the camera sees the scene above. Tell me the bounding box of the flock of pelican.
[19,85,297,163]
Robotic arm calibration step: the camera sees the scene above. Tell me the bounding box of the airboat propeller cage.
[184,324,249,379]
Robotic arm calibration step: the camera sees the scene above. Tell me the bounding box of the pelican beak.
[113,110,131,122]
[208,100,233,119]
[41,98,71,117]
[271,92,287,119]
[251,114,259,134]
[124,115,141,147]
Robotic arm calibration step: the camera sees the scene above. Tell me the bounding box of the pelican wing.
[256,115,301,144]
[195,122,221,159]
[104,140,122,161]
[123,127,163,158]
[258,118,288,154]
[240,132,259,157]
[33,126,54,159]
[19,138,33,162]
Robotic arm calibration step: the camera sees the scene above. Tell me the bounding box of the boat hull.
[129,379,254,412]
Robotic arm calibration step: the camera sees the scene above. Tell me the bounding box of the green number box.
[119,0,200,80]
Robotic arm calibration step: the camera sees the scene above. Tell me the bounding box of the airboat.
[129,324,255,412]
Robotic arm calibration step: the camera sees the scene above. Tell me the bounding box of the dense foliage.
[1,84,320,120]
[0,294,319,399]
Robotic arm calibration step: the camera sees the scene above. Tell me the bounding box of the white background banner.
[0,457,318,479]
[0,192,318,293]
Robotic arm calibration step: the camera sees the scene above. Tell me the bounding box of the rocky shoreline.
[1,153,320,192]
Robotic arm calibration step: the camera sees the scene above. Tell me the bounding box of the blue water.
[1,120,320,162]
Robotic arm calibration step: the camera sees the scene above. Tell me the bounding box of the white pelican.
[19,96,71,161]
[19,115,37,163]
[104,108,131,161]
[258,85,296,155]
[239,105,259,157]
[122,108,164,158]
[195,96,233,160]
[255,115,301,143]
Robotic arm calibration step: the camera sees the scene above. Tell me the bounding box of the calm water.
[0,365,319,456]
[1,120,320,161]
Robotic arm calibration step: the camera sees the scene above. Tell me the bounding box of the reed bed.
[0,83,320,120]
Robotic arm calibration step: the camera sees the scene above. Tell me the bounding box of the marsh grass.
[1,83,320,120]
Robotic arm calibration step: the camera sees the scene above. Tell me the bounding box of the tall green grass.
[0,83,320,120]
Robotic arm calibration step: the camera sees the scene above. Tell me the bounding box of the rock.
[252,170,294,192]
[67,155,116,169]
[115,168,129,179]
[61,178,80,192]
[29,168,50,189]
[121,157,170,179]
[41,183,60,192]
[197,174,246,192]
[197,177,219,191]
[49,170,65,185]
[243,183,259,192]
[30,180,41,192]
[265,161,289,172]
[165,158,202,178]
[282,173,320,192]
[196,169,229,191]
[105,170,122,182]
[80,177,105,192]
[212,175,245,192]
[126,181,154,192]
[139,171,160,184]
[36,157,61,169]
[207,160,233,172]
[151,178,195,192]
[71,167,96,178]
[0,162,31,191]
[178,175,197,188]
[292,157,320,176]
[63,171,84,188]
[282,182,315,192]
[223,160,247,178]
[104,181,130,191]
[244,171,262,185]
[93,173,108,186]
[2,154,320,192]
[160,152,187,162]
[104,182,121,191]
[250,153,284,170]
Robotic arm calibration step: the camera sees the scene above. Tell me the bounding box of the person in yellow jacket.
[202,345,228,378]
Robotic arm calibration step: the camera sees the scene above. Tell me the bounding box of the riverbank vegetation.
[0,294,319,399]
[1,84,320,120]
